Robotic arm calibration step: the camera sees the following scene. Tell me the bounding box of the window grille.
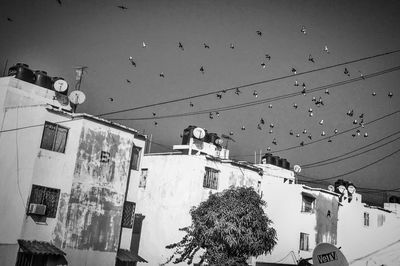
[40,121,68,153]
[122,201,136,228]
[28,185,60,218]
[203,167,219,190]
[299,232,309,251]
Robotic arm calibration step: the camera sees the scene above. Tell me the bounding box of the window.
[121,201,136,228]
[299,232,309,251]
[100,151,111,163]
[301,193,315,213]
[40,121,68,153]
[28,185,60,218]
[139,169,148,188]
[377,214,385,227]
[364,212,370,226]
[203,167,219,190]
[130,146,142,170]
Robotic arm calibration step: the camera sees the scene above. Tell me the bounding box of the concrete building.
[0,68,147,266]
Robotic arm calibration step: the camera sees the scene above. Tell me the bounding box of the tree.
[164,186,277,265]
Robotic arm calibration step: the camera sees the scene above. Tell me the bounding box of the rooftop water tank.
[271,156,280,166]
[8,63,35,83]
[261,153,273,164]
[34,70,52,90]
[182,125,197,145]
[205,133,219,145]
[281,158,290,170]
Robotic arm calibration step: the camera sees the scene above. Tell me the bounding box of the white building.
[0,69,147,266]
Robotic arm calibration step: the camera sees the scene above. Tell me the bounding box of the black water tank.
[34,70,52,90]
[8,63,35,83]
[261,153,273,164]
[271,156,280,166]
[281,158,290,170]
[277,158,284,167]
[51,77,68,95]
[182,125,197,145]
[205,133,218,144]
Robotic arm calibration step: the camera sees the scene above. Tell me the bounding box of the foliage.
[164,186,277,265]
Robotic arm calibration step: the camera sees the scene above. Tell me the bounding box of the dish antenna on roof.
[69,90,86,105]
[193,127,206,139]
[53,79,68,92]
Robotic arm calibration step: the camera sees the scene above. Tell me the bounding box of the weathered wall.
[315,193,338,245]
[53,121,133,253]
[133,154,262,265]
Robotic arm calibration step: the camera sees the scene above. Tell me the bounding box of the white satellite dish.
[68,90,86,105]
[53,79,68,92]
[312,243,348,266]
[328,185,335,192]
[193,127,206,139]
[293,164,301,173]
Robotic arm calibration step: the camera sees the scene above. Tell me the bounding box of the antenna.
[73,66,88,91]
[71,66,88,112]
[2,59,8,77]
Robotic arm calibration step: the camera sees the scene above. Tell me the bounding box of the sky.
[1,0,400,204]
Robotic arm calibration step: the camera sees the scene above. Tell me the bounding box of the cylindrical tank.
[271,156,280,166]
[205,133,219,144]
[261,153,273,164]
[8,63,35,83]
[181,125,197,145]
[34,70,52,90]
[277,158,284,167]
[51,77,68,95]
[281,158,290,170]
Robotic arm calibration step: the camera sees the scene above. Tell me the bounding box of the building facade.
[0,74,147,266]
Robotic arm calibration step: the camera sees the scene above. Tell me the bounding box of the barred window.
[203,167,219,190]
[299,232,309,251]
[364,212,370,226]
[28,185,60,218]
[122,201,136,228]
[40,121,68,153]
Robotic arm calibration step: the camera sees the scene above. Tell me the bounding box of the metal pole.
[147,134,152,153]
[2,59,8,77]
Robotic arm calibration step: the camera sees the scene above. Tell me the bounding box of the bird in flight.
[7,17,13,22]
[178,42,184,50]
[117,5,128,10]
[57,0,62,6]
[256,30,262,36]
[204,43,210,49]
[308,54,315,63]
[128,56,136,67]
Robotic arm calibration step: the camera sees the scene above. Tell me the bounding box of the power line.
[98,49,400,117]
[302,133,400,169]
[108,65,400,121]
[230,109,400,158]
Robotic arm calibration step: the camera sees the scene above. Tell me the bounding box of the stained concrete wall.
[131,154,263,265]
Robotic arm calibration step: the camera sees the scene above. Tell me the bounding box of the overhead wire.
[98,49,400,117]
[107,65,400,121]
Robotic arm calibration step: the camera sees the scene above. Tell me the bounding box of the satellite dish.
[215,138,223,145]
[68,90,86,105]
[293,165,301,173]
[312,243,348,266]
[328,185,335,192]
[53,79,68,92]
[193,127,206,139]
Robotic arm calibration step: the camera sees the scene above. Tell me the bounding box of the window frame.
[299,232,310,251]
[28,184,61,218]
[130,146,142,171]
[138,168,148,188]
[377,214,385,227]
[203,167,219,190]
[40,121,69,153]
[301,194,316,213]
[364,212,370,227]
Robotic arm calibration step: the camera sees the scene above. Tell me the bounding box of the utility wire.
[108,65,400,121]
[98,49,400,117]
[302,134,400,169]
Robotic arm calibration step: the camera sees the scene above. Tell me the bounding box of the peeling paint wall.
[315,193,339,245]
[53,122,133,252]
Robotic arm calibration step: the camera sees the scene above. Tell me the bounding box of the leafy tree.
[164,186,277,265]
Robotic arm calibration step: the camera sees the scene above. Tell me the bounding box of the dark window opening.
[130,146,141,170]
[301,194,315,213]
[299,232,309,251]
[28,185,60,218]
[122,201,136,228]
[364,212,370,226]
[203,167,219,190]
[139,169,148,188]
[40,121,68,153]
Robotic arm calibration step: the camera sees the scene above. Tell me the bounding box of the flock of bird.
[123,25,395,151]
